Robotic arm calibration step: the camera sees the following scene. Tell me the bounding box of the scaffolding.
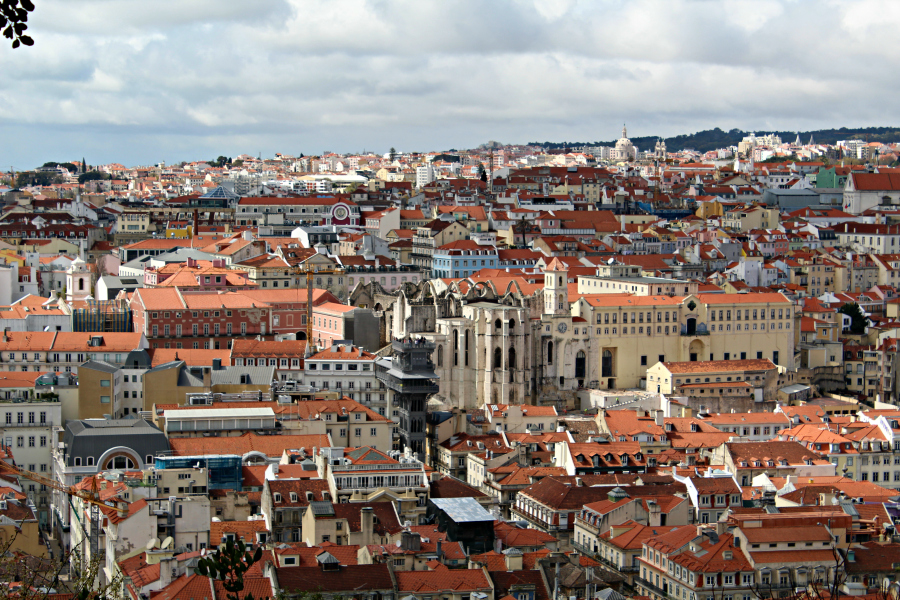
[71,298,133,332]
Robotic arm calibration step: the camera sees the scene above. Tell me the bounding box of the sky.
[1,0,899,168]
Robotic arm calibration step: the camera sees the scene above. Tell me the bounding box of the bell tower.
[66,258,91,304]
[543,258,569,316]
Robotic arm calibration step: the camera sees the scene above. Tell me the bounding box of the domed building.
[614,124,635,160]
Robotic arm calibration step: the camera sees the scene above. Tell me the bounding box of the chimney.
[504,549,523,571]
[655,410,664,427]
[361,506,375,546]
[401,531,421,552]
[576,477,583,487]
[158,556,176,588]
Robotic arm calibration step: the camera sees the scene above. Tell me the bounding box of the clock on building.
[334,206,349,220]
[557,322,567,333]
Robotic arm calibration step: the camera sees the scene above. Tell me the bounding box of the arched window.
[465,330,470,367]
[453,332,459,367]
[495,318,502,330]
[437,345,443,367]
[508,347,517,383]
[78,278,84,291]
[602,349,613,377]
[106,455,135,470]
[509,320,515,332]
[548,341,554,365]
[575,350,586,379]
[494,347,502,369]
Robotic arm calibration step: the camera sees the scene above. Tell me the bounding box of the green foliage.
[1,0,35,48]
[209,156,233,168]
[77,171,110,184]
[838,302,868,334]
[232,159,244,167]
[15,171,63,187]
[432,153,460,163]
[195,539,264,600]
[41,161,79,172]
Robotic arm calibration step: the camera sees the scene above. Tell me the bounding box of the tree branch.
[0,0,35,48]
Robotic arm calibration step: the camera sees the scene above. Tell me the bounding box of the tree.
[77,171,109,184]
[195,538,265,600]
[838,302,868,335]
[476,163,486,181]
[0,532,120,599]
[389,147,397,162]
[1,0,34,48]
[15,171,62,187]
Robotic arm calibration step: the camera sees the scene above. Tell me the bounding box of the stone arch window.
[465,330,470,367]
[508,347,517,383]
[453,331,459,367]
[495,318,502,330]
[78,278,85,291]
[437,345,443,367]
[548,341,554,365]
[494,347,502,370]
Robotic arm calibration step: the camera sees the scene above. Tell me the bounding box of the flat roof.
[430,497,496,523]
[163,407,276,420]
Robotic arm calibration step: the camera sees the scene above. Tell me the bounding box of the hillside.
[527,126,900,154]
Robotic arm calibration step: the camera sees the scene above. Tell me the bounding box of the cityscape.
[4,1,900,599]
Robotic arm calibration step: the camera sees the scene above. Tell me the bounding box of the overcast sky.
[1,0,898,168]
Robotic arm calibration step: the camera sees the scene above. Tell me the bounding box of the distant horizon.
[3,123,895,173]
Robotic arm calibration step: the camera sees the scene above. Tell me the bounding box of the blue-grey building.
[431,240,498,279]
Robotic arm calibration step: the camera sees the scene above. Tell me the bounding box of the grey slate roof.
[79,360,119,374]
[210,366,274,385]
[63,419,169,468]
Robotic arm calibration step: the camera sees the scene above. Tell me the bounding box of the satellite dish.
[161,536,174,550]
[146,538,160,550]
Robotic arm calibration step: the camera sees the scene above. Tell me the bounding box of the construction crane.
[0,461,112,575]
[293,264,344,357]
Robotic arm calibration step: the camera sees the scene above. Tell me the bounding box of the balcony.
[680,322,710,336]
[0,420,51,428]
[635,576,668,597]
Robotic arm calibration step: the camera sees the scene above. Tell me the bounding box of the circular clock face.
[557,322,567,333]
[334,206,349,220]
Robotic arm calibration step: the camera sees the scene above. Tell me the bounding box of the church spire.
[622,123,627,139]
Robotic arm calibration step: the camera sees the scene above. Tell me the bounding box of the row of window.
[235,358,302,368]
[154,322,242,337]
[306,363,372,372]
[6,435,47,447]
[4,411,48,425]
[151,310,235,319]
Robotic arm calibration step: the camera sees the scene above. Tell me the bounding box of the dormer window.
[274,493,282,502]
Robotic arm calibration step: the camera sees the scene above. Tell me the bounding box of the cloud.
[0,0,899,166]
